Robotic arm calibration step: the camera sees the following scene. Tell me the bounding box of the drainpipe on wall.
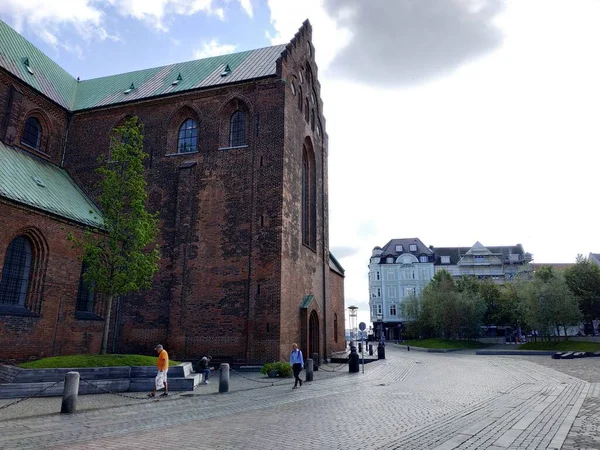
[321,144,327,360]
[60,112,73,168]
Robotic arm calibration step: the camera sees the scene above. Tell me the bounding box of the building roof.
[433,243,530,265]
[589,253,600,266]
[329,251,345,276]
[0,141,103,228]
[380,238,433,257]
[0,19,286,111]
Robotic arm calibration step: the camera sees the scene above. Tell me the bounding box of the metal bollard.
[312,353,319,371]
[61,371,80,414]
[378,342,386,360]
[349,346,360,373]
[369,344,373,356]
[358,342,362,353]
[407,345,410,352]
[305,358,314,382]
[219,363,229,393]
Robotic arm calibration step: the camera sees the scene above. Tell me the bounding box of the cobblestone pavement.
[0,347,596,449]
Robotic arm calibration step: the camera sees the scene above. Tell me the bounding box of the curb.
[475,350,555,356]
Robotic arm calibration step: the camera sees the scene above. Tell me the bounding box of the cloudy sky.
[2,0,599,326]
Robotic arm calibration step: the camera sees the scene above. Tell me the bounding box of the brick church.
[0,19,345,364]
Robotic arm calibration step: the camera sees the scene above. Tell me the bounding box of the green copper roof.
[300,295,315,309]
[0,19,285,111]
[72,45,285,110]
[0,20,77,109]
[0,141,103,228]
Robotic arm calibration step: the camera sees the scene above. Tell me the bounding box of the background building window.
[76,263,95,314]
[21,117,42,150]
[390,304,396,316]
[177,118,198,153]
[409,244,417,252]
[395,244,403,252]
[229,111,247,147]
[0,236,32,307]
[419,255,428,263]
[441,256,451,264]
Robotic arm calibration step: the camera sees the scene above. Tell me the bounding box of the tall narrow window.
[301,142,316,249]
[304,99,309,122]
[177,118,198,153]
[76,263,95,314]
[0,236,32,307]
[21,117,41,150]
[334,313,338,343]
[229,111,247,147]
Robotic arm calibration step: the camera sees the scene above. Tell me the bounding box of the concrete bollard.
[312,353,319,371]
[61,371,80,414]
[305,358,314,382]
[219,363,229,393]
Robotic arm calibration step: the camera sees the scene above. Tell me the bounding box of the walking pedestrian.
[148,344,169,398]
[290,343,304,389]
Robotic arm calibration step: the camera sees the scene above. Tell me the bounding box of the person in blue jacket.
[290,343,304,389]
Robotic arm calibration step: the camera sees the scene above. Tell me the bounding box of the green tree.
[564,255,600,332]
[524,274,582,341]
[69,116,160,354]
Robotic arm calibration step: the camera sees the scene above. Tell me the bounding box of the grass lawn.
[18,354,180,369]
[402,339,488,349]
[519,341,600,352]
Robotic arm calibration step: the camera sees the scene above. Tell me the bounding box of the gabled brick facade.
[0,20,345,363]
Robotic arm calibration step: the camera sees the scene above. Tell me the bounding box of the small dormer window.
[124,83,135,94]
[441,256,450,264]
[23,57,34,75]
[386,257,393,263]
[419,256,428,263]
[409,244,417,252]
[220,64,231,77]
[172,73,183,86]
[395,244,403,252]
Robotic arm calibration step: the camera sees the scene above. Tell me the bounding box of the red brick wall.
[64,78,287,363]
[0,21,344,364]
[0,72,69,164]
[0,201,105,361]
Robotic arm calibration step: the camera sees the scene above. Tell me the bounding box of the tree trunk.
[100,294,114,355]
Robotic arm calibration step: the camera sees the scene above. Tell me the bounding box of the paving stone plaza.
[0,345,598,449]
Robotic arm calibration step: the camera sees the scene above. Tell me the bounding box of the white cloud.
[238,0,253,18]
[193,38,237,59]
[266,0,600,327]
[0,0,113,49]
[105,0,225,31]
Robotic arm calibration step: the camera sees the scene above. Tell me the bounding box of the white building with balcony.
[368,238,434,340]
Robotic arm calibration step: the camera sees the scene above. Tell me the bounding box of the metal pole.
[361,338,364,374]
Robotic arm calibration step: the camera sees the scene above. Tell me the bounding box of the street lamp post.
[376,312,385,360]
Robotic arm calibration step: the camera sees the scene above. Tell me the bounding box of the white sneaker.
[202,380,210,384]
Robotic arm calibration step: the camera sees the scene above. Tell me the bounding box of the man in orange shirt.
[148,344,169,398]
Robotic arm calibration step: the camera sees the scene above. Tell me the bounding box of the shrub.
[260,361,292,377]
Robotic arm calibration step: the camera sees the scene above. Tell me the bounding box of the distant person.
[290,343,304,389]
[148,344,169,398]
[197,355,213,384]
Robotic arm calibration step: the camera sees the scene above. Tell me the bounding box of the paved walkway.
[0,346,597,449]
